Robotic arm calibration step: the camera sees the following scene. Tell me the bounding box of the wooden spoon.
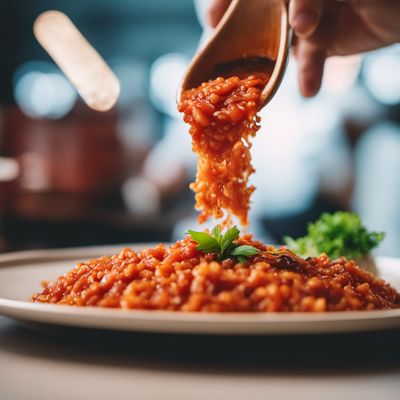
[179,0,291,108]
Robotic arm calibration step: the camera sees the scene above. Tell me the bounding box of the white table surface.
[1,315,400,400]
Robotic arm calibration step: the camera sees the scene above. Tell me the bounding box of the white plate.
[0,244,399,335]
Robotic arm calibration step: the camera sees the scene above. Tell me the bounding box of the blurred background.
[0,0,399,255]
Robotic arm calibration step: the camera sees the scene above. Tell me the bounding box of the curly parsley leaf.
[284,211,385,259]
[188,226,260,263]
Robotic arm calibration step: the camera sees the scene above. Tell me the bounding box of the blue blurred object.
[13,61,77,119]
[353,122,400,256]
[363,45,400,106]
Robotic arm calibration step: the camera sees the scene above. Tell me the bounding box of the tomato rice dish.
[32,236,400,311]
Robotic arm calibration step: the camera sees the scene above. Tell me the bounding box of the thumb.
[289,0,324,37]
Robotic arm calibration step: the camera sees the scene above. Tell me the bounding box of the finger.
[289,0,324,38]
[207,0,232,27]
[295,39,326,97]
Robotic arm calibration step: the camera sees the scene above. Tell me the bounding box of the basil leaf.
[211,226,222,243]
[221,226,240,253]
[236,255,248,264]
[231,245,260,257]
[188,226,260,263]
[188,230,220,253]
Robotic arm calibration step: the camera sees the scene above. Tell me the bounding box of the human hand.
[207,0,400,97]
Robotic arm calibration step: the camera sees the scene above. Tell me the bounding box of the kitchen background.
[0,0,399,255]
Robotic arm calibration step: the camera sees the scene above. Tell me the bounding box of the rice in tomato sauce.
[32,236,400,312]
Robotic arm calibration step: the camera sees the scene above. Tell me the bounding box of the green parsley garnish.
[188,226,260,263]
[284,211,385,259]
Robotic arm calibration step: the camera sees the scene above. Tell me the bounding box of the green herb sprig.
[188,226,260,263]
[284,211,385,259]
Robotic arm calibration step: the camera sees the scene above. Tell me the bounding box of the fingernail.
[292,12,318,37]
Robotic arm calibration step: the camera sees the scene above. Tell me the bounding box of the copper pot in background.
[3,106,131,221]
